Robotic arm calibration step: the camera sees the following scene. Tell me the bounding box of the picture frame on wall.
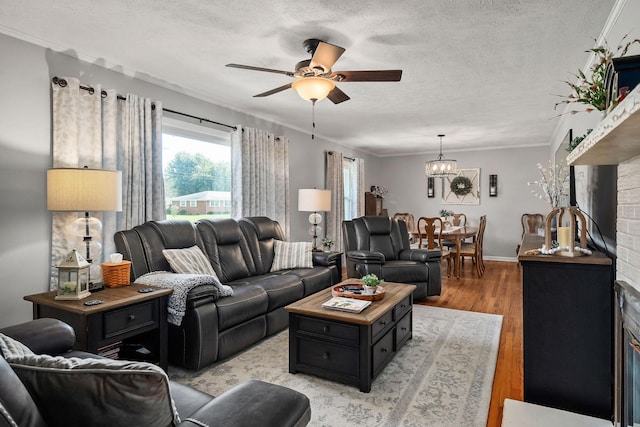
[442,168,480,205]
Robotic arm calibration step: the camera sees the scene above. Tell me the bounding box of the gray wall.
[372,146,551,259]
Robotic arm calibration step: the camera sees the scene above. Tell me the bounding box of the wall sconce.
[489,174,498,197]
[427,177,435,198]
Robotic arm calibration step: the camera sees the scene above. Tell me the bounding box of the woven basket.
[102,261,131,288]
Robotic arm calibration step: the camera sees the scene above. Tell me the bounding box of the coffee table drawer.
[373,328,395,375]
[104,301,157,339]
[298,337,359,376]
[372,309,393,339]
[393,295,412,319]
[396,311,412,347]
[297,316,358,343]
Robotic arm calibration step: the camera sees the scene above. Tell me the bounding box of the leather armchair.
[0,318,311,427]
[342,216,442,299]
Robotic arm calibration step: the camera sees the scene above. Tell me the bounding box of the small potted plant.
[321,236,334,252]
[361,273,381,295]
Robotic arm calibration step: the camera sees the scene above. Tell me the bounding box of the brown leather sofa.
[342,216,442,300]
[0,318,311,427]
[114,216,340,370]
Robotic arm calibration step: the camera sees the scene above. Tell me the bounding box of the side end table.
[24,284,172,371]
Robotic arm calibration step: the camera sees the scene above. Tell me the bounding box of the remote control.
[83,299,103,306]
[138,288,154,293]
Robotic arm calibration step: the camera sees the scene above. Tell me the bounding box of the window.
[163,117,231,221]
[343,159,359,220]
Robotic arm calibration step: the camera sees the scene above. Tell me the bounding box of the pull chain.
[311,99,316,140]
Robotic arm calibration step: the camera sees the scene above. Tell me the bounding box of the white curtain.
[230,126,290,236]
[50,77,164,289]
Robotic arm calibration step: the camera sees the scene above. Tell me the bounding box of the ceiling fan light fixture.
[292,77,335,101]
[426,134,457,177]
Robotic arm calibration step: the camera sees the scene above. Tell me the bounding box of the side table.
[24,284,172,371]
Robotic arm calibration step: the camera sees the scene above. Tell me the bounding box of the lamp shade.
[298,189,331,212]
[47,168,123,212]
[292,77,335,101]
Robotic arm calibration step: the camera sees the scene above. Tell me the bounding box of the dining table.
[436,225,479,278]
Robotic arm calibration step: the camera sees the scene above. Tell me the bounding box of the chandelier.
[426,134,457,177]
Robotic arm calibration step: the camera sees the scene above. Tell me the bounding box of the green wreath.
[450,176,473,196]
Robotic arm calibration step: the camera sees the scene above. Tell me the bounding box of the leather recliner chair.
[342,216,442,300]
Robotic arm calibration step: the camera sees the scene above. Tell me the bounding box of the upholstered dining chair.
[416,216,452,277]
[459,215,487,277]
[516,213,544,255]
[393,212,417,243]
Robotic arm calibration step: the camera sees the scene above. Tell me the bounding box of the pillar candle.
[557,226,571,248]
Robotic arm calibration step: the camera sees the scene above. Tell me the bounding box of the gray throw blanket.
[134,272,233,326]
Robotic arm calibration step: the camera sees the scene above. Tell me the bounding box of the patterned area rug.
[169,305,503,427]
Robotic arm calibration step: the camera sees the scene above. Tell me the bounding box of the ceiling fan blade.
[253,83,293,97]
[309,42,346,72]
[331,70,403,82]
[327,86,350,104]
[226,63,294,77]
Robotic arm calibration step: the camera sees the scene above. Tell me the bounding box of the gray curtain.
[50,77,164,289]
[326,151,345,253]
[231,126,290,236]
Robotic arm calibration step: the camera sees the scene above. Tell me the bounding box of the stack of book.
[97,341,122,360]
[322,297,371,313]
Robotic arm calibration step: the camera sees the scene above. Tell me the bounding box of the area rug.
[169,305,503,427]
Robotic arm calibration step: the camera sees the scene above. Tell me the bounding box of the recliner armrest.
[0,318,75,355]
[178,380,311,427]
[312,251,340,267]
[398,248,442,262]
[346,250,385,264]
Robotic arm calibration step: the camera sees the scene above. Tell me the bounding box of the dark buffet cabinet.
[518,234,614,420]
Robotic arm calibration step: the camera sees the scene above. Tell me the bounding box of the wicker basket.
[101,261,131,288]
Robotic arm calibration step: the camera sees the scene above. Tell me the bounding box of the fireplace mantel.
[567,84,640,166]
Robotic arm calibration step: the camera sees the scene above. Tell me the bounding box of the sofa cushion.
[214,285,269,331]
[163,245,217,276]
[271,241,313,271]
[286,267,334,295]
[239,274,304,310]
[0,333,180,427]
[0,356,46,427]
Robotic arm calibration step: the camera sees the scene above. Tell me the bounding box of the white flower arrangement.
[527,161,569,208]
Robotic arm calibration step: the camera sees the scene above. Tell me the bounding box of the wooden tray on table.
[331,283,385,301]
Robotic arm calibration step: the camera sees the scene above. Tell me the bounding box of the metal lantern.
[56,249,91,300]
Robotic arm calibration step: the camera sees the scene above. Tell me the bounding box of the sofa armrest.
[398,248,442,262]
[312,251,340,267]
[346,250,385,264]
[0,318,75,355]
[178,380,310,427]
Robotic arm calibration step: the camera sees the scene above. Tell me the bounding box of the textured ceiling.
[0,0,615,156]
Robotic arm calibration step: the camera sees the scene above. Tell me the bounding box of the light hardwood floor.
[417,259,523,427]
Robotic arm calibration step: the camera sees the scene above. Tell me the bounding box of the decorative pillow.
[0,333,180,427]
[163,245,216,276]
[271,240,313,271]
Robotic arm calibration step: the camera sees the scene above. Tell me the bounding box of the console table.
[24,284,172,370]
[285,281,415,392]
[518,233,613,420]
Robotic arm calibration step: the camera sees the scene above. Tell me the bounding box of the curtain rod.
[327,151,355,161]
[52,77,237,131]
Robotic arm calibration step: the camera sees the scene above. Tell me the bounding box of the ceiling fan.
[226,38,402,104]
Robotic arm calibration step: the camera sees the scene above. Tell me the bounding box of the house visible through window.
[163,117,231,221]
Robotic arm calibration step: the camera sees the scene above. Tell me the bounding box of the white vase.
[364,285,377,295]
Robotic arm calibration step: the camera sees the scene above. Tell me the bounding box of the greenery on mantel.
[554,34,640,115]
[566,129,593,153]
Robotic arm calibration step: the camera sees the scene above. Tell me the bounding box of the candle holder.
[543,207,588,257]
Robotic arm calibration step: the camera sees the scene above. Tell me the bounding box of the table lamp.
[47,167,122,290]
[298,188,331,251]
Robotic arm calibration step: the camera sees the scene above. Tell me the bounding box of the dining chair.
[516,213,544,255]
[416,216,452,277]
[393,212,417,243]
[459,215,487,277]
[443,212,469,249]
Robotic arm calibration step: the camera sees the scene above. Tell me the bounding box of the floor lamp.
[298,188,332,251]
[47,167,123,291]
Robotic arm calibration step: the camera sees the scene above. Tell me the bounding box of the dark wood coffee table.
[285,280,415,392]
